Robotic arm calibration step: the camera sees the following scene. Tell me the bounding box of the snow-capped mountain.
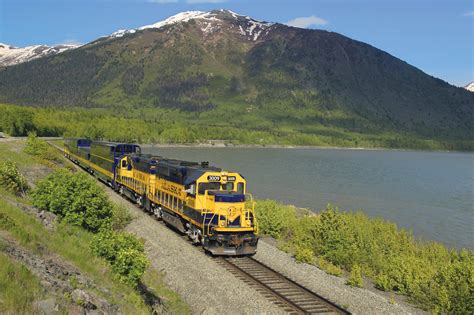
[0,9,472,145]
[110,9,274,41]
[464,82,474,92]
[0,43,78,67]
[1,10,272,68]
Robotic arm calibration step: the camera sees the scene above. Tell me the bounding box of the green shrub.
[91,229,144,261]
[91,229,148,287]
[294,246,314,264]
[255,200,296,239]
[32,169,112,232]
[314,206,356,268]
[24,131,48,156]
[255,200,473,312]
[113,249,149,287]
[374,273,391,291]
[0,160,28,195]
[24,132,60,163]
[414,249,474,314]
[346,263,363,287]
[318,257,343,276]
[111,205,132,230]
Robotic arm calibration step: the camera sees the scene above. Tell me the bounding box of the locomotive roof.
[91,141,140,147]
[128,154,223,185]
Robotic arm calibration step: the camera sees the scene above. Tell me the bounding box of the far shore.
[0,136,470,153]
[141,142,469,154]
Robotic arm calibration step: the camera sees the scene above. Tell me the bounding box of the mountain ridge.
[0,9,275,67]
[0,9,472,148]
[0,42,78,67]
[464,82,474,92]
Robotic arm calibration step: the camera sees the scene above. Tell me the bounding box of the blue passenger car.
[89,141,141,185]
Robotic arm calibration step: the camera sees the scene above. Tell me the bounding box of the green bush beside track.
[255,200,474,313]
[31,168,149,288]
[0,160,29,196]
[32,170,113,232]
[91,229,149,287]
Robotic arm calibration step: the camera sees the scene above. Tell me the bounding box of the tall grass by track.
[255,200,473,314]
[0,197,150,313]
[0,251,43,314]
[0,139,189,314]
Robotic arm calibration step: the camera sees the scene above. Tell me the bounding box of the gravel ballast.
[107,190,284,315]
[254,240,426,314]
[106,189,425,315]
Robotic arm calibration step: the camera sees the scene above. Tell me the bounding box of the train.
[63,139,259,255]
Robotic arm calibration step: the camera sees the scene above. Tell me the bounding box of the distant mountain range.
[0,9,472,145]
[0,43,77,67]
[464,82,474,92]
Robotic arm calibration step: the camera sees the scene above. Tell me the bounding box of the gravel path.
[106,190,284,315]
[106,188,425,315]
[253,240,426,315]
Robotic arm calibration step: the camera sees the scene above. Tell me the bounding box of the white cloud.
[463,11,474,17]
[148,0,178,3]
[286,15,328,28]
[186,0,227,3]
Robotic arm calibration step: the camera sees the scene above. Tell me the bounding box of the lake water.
[143,146,473,249]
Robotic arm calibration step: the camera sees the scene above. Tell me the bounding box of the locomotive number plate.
[208,175,221,181]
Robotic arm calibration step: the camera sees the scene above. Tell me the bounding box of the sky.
[1,0,473,86]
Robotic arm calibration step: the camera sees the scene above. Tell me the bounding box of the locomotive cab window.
[222,182,234,191]
[198,182,220,194]
[237,182,245,194]
[121,160,127,168]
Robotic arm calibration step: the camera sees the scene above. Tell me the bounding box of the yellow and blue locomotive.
[63,139,259,255]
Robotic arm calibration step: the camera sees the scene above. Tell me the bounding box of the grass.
[142,269,189,314]
[0,141,32,167]
[0,140,189,314]
[0,252,43,314]
[0,197,149,313]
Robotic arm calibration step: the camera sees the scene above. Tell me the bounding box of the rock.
[71,289,97,310]
[40,280,52,288]
[35,298,57,314]
[70,306,87,315]
[38,210,57,230]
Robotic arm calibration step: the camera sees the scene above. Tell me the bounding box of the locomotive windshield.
[198,182,220,194]
[198,181,237,194]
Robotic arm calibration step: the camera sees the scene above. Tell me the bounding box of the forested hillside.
[0,10,472,149]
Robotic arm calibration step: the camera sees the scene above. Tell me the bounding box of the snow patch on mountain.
[110,29,137,38]
[464,82,474,92]
[0,42,77,67]
[140,11,218,30]
[109,9,274,41]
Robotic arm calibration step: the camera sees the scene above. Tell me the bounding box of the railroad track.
[216,256,350,315]
[50,142,350,314]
